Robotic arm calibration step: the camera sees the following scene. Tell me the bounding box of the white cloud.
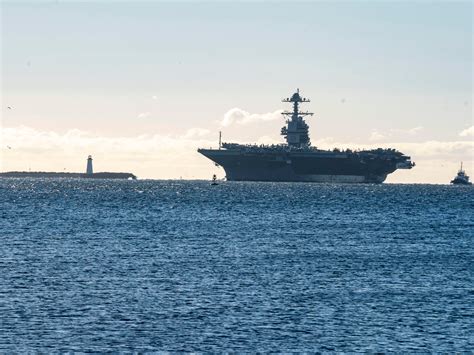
[0,126,216,157]
[314,138,473,159]
[407,126,423,135]
[152,95,158,100]
[220,108,283,127]
[393,140,473,159]
[181,128,211,139]
[369,126,423,141]
[137,112,151,119]
[0,125,219,178]
[459,126,474,137]
[369,130,386,141]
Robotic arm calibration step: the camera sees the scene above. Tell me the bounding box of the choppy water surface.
[1,179,473,352]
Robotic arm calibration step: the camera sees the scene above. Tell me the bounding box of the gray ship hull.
[198,148,411,183]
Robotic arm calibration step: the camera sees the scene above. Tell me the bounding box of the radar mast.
[281,89,313,147]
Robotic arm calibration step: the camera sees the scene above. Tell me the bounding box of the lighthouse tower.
[86,155,93,175]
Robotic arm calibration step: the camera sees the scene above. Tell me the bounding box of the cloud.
[4,126,471,160]
[1,125,217,157]
[0,125,220,178]
[220,108,283,127]
[369,126,424,141]
[369,130,386,141]
[137,112,151,119]
[181,128,211,139]
[394,140,473,159]
[152,95,158,100]
[314,138,473,159]
[459,126,474,137]
[407,126,423,135]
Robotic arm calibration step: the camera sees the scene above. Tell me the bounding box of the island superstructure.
[198,89,414,183]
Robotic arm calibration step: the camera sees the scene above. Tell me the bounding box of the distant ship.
[450,162,471,185]
[198,89,414,183]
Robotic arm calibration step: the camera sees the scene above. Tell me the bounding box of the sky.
[1,0,472,183]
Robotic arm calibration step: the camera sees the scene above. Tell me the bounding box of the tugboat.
[211,174,218,186]
[450,162,472,185]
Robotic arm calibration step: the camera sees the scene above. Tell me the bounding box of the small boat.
[211,174,218,186]
[450,162,472,185]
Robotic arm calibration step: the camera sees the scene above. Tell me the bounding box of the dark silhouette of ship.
[450,162,471,185]
[198,89,414,183]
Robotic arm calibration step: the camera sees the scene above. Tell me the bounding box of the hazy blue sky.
[1,1,472,182]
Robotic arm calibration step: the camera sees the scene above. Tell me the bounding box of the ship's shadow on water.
[0,179,473,352]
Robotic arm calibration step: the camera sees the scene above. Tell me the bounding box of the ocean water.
[1,178,473,352]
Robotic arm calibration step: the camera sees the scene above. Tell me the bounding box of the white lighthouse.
[86,155,93,175]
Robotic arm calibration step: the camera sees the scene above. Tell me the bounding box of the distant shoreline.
[0,171,137,180]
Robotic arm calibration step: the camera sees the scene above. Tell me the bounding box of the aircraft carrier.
[198,89,414,183]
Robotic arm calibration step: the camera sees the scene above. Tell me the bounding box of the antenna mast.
[280,89,314,147]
